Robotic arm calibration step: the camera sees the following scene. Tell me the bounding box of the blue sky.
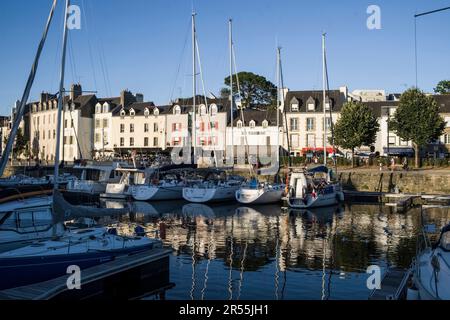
[0,0,449,114]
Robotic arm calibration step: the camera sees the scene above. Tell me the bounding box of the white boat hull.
[183,185,240,203]
[414,248,450,300]
[288,190,344,209]
[236,187,284,205]
[131,185,184,201]
[67,181,107,195]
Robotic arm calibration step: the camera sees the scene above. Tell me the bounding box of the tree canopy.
[389,88,446,167]
[333,101,380,166]
[434,80,450,95]
[223,72,276,108]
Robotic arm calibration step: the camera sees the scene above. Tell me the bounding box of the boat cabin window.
[85,169,101,182]
[441,231,450,251]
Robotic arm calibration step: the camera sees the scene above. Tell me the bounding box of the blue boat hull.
[0,244,157,290]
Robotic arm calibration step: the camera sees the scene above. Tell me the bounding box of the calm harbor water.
[89,200,450,300]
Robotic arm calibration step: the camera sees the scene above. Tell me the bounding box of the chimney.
[71,83,82,100]
[120,90,136,107]
[135,93,144,103]
[40,92,50,103]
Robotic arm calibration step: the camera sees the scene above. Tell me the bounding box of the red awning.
[302,147,336,153]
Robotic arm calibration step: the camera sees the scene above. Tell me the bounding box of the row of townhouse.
[2,83,449,162]
[284,87,450,158]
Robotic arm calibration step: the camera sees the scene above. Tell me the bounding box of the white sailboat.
[182,15,243,204]
[286,34,344,209]
[411,223,450,300]
[236,47,286,205]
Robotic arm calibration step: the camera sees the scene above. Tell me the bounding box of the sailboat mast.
[0,0,58,177]
[276,47,281,168]
[229,19,234,166]
[192,13,197,162]
[322,33,327,166]
[54,0,71,191]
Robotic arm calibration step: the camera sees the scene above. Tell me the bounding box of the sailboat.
[0,0,162,290]
[287,34,344,209]
[236,47,286,205]
[182,16,243,204]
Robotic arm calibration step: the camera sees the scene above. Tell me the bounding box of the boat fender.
[135,225,146,237]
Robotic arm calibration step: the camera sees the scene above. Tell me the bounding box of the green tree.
[434,80,450,94]
[13,128,29,158]
[224,72,276,108]
[333,101,380,167]
[389,88,446,168]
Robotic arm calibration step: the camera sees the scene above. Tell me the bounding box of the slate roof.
[284,90,347,113]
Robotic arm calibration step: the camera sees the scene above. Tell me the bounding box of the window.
[389,136,396,145]
[144,123,149,133]
[399,139,409,146]
[211,122,218,130]
[120,138,125,147]
[172,123,182,132]
[174,105,181,115]
[290,118,298,131]
[237,121,243,129]
[325,101,331,111]
[154,123,159,132]
[53,114,56,124]
[95,133,101,143]
[307,134,315,147]
[71,119,74,128]
[130,137,134,147]
[210,104,218,116]
[153,137,158,147]
[445,134,450,145]
[43,116,45,125]
[120,124,125,133]
[43,131,45,140]
[103,119,108,128]
[173,137,181,146]
[130,109,136,118]
[266,136,271,146]
[262,120,269,129]
[249,120,256,129]
[120,109,126,118]
[144,137,149,147]
[324,117,332,131]
[291,103,299,112]
[153,108,160,116]
[96,103,102,114]
[53,130,56,139]
[95,119,101,128]
[48,131,51,140]
[130,124,135,133]
[199,105,207,116]
[306,118,315,131]
[69,136,74,145]
[144,108,150,118]
[307,98,316,111]
[291,134,300,148]
[102,103,109,113]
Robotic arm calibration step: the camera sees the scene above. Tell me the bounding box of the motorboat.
[66,162,123,195]
[100,167,148,200]
[286,166,344,209]
[0,226,162,290]
[411,224,450,300]
[236,178,284,205]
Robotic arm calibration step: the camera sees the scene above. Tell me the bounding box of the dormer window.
[249,120,256,129]
[103,102,110,113]
[324,98,332,111]
[153,108,160,116]
[262,120,269,129]
[96,103,102,114]
[71,103,76,111]
[174,105,181,115]
[129,108,136,118]
[144,108,150,118]
[237,120,243,129]
[307,97,316,111]
[290,98,299,112]
[120,109,126,118]
[199,104,207,116]
[210,104,218,116]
